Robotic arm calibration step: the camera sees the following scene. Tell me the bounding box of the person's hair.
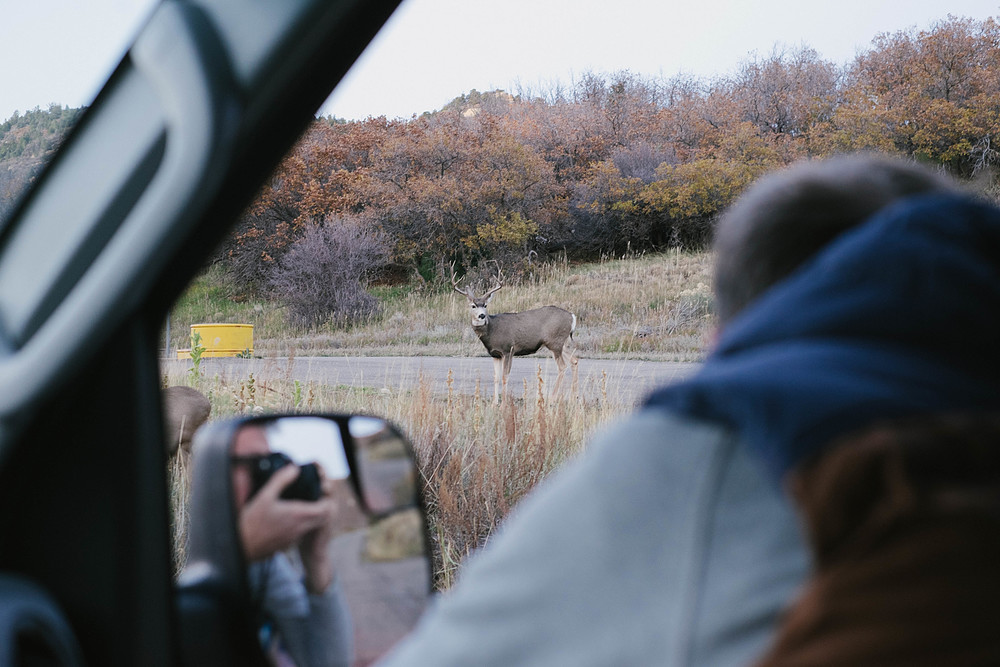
[713,154,962,325]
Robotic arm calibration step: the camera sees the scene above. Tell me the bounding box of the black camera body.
[249,452,322,501]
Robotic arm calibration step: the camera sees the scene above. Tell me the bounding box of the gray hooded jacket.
[379,410,807,665]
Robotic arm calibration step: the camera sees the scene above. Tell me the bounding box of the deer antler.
[451,263,475,298]
[482,281,503,300]
[482,260,504,300]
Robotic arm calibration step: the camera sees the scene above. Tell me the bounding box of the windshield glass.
[160,0,1000,590]
[0,0,157,224]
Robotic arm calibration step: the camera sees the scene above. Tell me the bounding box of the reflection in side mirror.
[349,416,418,515]
[227,415,430,667]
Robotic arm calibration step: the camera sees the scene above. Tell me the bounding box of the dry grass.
[546,252,713,360]
[399,370,625,588]
[168,451,191,575]
[162,364,633,587]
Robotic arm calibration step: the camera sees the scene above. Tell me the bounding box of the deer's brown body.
[455,277,578,401]
[473,307,575,359]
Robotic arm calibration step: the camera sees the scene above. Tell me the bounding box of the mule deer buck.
[454,274,578,402]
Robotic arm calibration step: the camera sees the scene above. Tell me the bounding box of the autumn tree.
[218,118,396,291]
[731,48,840,136]
[655,74,720,162]
[364,110,567,279]
[569,159,645,254]
[212,16,1000,299]
[832,16,1000,176]
[507,87,611,183]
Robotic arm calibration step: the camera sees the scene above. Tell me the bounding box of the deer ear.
[484,292,495,305]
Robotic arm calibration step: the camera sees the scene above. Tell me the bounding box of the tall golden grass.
[163,365,634,586]
[168,449,191,575]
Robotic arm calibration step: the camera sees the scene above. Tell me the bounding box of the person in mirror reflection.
[232,425,353,667]
[379,155,994,667]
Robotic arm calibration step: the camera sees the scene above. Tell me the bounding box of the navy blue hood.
[645,193,1000,480]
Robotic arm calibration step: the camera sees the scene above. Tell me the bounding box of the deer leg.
[563,348,579,374]
[551,346,568,398]
[501,353,514,401]
[559,344,579,399]
[492,357,503,404]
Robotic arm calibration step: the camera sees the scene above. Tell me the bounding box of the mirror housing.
[177,418,263,667]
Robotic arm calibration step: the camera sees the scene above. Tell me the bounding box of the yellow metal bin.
[177,323,253,359]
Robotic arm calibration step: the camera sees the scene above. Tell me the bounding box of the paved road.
[329,527,428,666]
[162,356,701,405]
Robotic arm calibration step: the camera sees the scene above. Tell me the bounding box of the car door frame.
[0,0,401,664]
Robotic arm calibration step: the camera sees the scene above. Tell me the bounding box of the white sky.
[3,0,999,124]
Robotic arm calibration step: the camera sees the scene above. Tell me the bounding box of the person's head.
[230,424,271,510]
[713,154,962,326]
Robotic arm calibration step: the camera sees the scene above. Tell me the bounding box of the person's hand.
[298,472,340,594]
[239,464,332,562]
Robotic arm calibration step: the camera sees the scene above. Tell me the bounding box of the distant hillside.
[0,105,83,219]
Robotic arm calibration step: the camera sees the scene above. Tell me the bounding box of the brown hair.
[713,154,961,324]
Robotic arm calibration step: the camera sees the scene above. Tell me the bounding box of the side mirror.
[177,415,430,667]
